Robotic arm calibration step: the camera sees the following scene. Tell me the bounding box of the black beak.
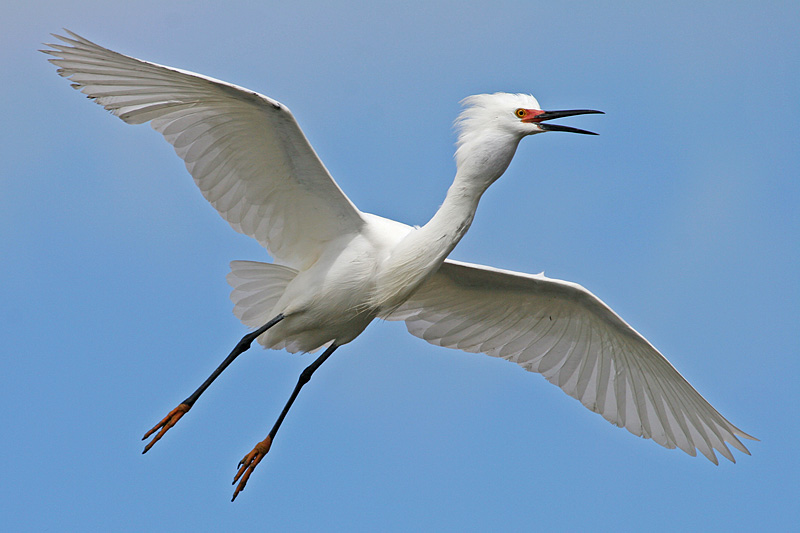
[534,109,604,135]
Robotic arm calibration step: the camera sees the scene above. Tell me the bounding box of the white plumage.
[44,30,754,499]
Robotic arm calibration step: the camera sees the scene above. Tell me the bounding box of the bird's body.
[250,92,561,352]
[44,31,755,500]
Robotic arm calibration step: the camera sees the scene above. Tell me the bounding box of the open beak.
[525,109,604,135]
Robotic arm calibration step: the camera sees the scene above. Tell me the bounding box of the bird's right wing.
[387,259,756,463]
[44,31,365,270]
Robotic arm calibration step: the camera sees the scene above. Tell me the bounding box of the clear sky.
[3,1,798,531]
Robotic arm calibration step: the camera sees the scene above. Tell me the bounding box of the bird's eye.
[515,108,526,118]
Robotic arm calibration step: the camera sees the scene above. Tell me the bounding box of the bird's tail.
[226,261,298,345]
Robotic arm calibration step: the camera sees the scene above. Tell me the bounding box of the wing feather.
[45,31,365,269]
[388,259,756,462]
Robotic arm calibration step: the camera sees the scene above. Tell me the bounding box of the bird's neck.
[373,138,520,312]
[418,131,521,254]
[421,171,488,254]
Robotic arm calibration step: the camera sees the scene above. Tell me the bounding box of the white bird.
[44,31,755,501]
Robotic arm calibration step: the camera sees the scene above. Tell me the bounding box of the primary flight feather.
[44,30,755,501]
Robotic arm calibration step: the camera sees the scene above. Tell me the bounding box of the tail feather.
[227,261,297,331]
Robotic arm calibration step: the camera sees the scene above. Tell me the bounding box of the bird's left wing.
[44,31,365,270]
[386,259,755,463]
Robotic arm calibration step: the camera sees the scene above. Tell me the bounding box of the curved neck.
[419,171,487,257]
[420,130,521,257]
[372,133,521,311]
[372,173,486,311]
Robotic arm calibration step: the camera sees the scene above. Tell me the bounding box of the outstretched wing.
[44,31,365,270]
[388,259,756,463]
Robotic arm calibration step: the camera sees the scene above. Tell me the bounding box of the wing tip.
[738,431,759,442]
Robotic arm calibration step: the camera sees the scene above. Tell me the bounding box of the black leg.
[231,343,339,501]
[142,313,285,453]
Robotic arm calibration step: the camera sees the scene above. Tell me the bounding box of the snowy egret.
[44,31,755,501]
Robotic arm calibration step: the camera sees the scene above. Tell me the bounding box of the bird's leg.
[231,343,339,501]
[142,313,285,453]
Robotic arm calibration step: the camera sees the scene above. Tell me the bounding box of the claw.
[142,403,191,454]
[231,436,272,501]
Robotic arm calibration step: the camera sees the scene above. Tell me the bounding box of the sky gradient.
[3,1,799,531]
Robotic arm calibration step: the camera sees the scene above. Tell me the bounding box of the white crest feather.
[455,93,541,150]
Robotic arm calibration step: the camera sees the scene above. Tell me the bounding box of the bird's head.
[456,92,603,140]
[453,93,602,186]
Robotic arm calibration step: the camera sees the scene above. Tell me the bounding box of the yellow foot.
[231,436,273,501]
[141,403,191,454]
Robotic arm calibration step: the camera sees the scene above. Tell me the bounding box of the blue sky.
[3,1,798,530]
